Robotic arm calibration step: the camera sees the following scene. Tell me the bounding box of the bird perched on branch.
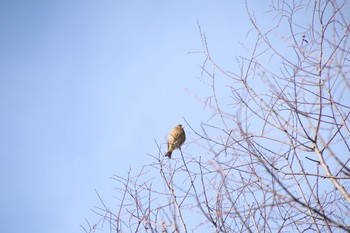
[165,124,186,158]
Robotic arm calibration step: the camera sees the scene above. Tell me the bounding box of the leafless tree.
[82,0,350,232]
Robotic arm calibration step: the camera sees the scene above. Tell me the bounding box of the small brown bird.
[165,124,186,158]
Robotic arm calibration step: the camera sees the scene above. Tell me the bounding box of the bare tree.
[82,0,350,232]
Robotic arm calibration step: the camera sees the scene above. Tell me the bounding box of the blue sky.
[0,1,271,233]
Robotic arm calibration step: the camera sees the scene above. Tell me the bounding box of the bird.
[165,124,186,158]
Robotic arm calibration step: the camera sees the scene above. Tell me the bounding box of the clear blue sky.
[0,1,270,233]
